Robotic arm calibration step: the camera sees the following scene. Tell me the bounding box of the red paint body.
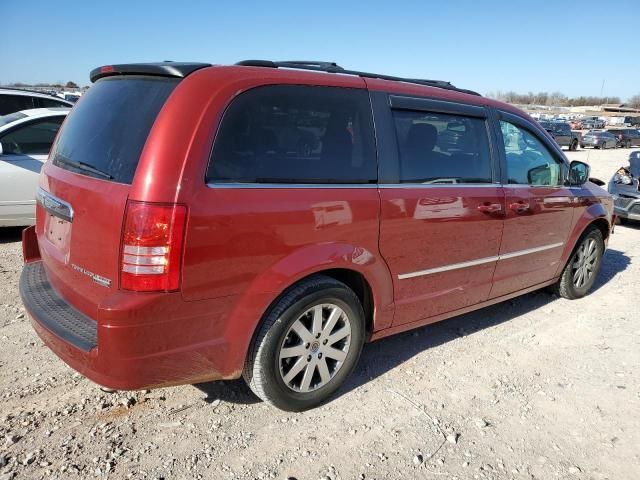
[22,65,614,390]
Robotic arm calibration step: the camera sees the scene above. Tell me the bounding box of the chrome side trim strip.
[207,183,501,189]
[497,242,564,260]
[398,255,499,279]
[398,242,564,280]
[378,183,500,189]
[207,183,377,189]
[35,187,74,223]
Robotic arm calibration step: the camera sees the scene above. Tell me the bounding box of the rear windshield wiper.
[55,157,113,180]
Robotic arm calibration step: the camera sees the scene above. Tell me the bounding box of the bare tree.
[629,94,640,109]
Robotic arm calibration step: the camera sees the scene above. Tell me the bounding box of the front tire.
[243,275,365,411]
[553,226,604,299]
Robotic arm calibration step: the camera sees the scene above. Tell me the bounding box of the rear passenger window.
[39,98,69,108]
[207,86,376,184]
[392,110,493,184]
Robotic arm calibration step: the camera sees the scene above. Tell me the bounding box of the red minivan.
[20,61,614,411]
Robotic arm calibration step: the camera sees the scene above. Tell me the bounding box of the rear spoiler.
[90,62,211,83]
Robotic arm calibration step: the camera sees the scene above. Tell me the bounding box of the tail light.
[120,201,187,292]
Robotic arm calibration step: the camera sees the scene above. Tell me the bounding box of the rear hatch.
[36,74,180,318]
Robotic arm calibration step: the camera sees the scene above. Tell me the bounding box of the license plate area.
[44,213,71,259]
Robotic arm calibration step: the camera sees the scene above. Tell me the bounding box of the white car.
[0,88,73,115]
[0,108,70,226]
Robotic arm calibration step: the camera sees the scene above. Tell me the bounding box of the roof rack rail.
[235,59,480,96]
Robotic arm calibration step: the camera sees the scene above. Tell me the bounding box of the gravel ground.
[1,147,639,480]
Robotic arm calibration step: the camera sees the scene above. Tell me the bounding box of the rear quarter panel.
[138,67,395,337]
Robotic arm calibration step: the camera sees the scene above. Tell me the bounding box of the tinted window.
[0,94,34,115]
[39,97,70,108]
[556,124,571,134]
[500,120,564,186]
[207,85,376,184]
[0,117,64,155]
[51,77,177,184]
[393,110,492,184]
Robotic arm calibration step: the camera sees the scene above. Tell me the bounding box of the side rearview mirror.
[568,160,590,186]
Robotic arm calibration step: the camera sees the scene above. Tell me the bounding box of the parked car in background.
[581,130,617,149]
[0,88,73,115]
[623,116,640,127]
[19,60,613,411]
[569,119,583,130]
[582,119,606,130]
[608,128,640,148]
[538,121,580,150]
[0,108,70,226]
[608,151,640,224]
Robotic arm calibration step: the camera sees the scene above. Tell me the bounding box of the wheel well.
[589,217,610,242]
[312,269,375,337]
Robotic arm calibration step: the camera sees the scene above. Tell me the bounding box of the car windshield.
[0,111,27,126]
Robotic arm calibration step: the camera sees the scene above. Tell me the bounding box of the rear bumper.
[21,262,97,351]
[20,260,245,390]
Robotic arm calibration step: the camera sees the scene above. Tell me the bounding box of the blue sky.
[1,0,638,99]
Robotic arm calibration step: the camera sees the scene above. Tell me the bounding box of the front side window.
[500,120,564,186]
[393,110,493,184]
[0,117,64,155]
[207,85,376,184]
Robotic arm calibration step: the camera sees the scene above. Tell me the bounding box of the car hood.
[608,152,640,196]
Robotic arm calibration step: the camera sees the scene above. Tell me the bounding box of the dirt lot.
[1,147,639,480]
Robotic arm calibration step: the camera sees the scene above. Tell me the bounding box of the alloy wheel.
[572,238,598,288]
[278,303,352,393]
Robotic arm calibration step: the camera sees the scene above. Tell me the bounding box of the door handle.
[509,201,530,212]
[477,202,502,213]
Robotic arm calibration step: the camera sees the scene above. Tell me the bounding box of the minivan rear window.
[207,85,377,184]
[51,76,177,184]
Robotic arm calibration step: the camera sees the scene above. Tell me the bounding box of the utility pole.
[600,79,608,107]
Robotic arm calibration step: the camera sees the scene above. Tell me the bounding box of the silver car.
[580,130,617,149]
[0,108,70,226]
[608,151,640,224]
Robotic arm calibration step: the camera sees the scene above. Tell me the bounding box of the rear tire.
[618,216,628,225]
[243,275,365,411]
[553,226,604,300]
[571,140,578,151]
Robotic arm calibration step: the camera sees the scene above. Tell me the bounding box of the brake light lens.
[120,201,187,292]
